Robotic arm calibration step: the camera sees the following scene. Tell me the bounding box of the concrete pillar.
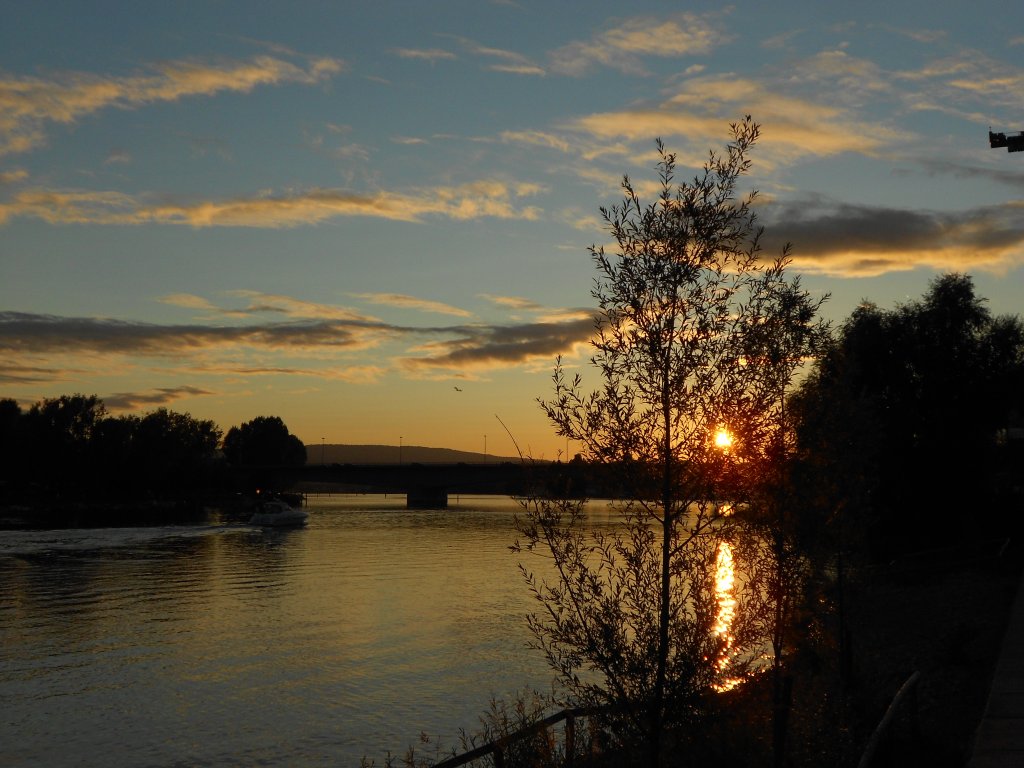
[406,487,448,509]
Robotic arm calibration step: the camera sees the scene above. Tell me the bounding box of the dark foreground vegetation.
[364,291,1024,768]
[367,122,1024,768]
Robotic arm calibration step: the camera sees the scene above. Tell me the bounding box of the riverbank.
[842,542,1021,766]
[0,499,214,529]
[691,539,1024,767]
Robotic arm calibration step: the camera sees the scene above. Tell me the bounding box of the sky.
[2,1,1024,459]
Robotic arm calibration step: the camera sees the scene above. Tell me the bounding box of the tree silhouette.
[514,119,827,766]
[0,398,24,494]
[792,273,1024,559]
[131,408,222,493]
[222,415,306,467]
[21,394,107,494]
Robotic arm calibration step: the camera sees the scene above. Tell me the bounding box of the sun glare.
[714,429,733,450]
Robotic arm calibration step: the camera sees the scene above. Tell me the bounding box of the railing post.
[565,714,576,767]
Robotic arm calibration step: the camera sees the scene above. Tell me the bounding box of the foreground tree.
[514,118,827,766]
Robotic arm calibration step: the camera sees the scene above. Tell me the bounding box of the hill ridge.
[304,443,523,465]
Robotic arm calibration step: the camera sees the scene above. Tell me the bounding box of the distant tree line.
[0,397,306,508]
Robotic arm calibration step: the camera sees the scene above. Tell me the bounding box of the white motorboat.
[249,498,308,527]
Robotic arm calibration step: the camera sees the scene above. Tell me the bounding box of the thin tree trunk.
[652,343,675,768]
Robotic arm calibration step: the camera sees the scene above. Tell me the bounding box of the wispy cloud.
[761,29,804,51]
[895,49,1024,117]
[479,294,595,325]
[0,180,545,227]
[499,130,572,153]
[907,158,1024,192]
[188,361,388,384]
[0,300,596,387]
[443,34,545,75]
[391,47,457,63]
[568,74,900,166]
[0,363,70,385]
[550,13,725,76]
[352,293,473,318]
[0,53,344,156]
[763,198,1024,277]
[159,293,221,312]
[0,169,27,185]
[782,50,894,106]
[884,25,947,45]
[104,148,132,165]
[160,291,381,324]
[481,290,598,321]
[0,311,390,356]
[398,317,595,377]
[104,385,215,411]
[480,294,545,311]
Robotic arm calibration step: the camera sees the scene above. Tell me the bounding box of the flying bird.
[453,386,463,392]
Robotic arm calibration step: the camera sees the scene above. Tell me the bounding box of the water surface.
[1,495,592,767]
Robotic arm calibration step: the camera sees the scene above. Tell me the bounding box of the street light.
[399,435,403,466]
[321,437,325,465]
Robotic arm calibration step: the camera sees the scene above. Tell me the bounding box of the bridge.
[235,462,590,508]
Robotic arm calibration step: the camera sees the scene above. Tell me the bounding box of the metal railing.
[856,671,921,768]
[433,706,610,768]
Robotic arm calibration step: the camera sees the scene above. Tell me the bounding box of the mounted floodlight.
[989,129,1024,152]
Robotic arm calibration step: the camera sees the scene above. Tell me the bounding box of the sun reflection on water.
[713,540,742,692]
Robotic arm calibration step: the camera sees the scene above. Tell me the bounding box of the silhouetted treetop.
[222,415,306,467]
[791,272,1024,557]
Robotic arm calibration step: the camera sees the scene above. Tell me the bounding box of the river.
[0,495,631,767]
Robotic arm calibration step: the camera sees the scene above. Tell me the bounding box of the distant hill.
[304,443,524,465]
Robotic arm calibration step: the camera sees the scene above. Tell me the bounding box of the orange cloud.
[391,48,456,63]
[224,291,381,322]
[0,53,343,156]
[550,13,724,76]
[0,179,545,227]
[569,76,897,166]
[352,293,474,318]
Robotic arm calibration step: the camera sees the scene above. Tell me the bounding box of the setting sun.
[714,429,734,450]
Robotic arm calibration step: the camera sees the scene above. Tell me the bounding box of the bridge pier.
[406,487,448,509]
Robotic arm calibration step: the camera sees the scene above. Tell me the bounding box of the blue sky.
[2,1,1024,458]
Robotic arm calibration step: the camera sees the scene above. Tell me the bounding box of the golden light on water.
[713,541,736,636]
[713,541,742,692]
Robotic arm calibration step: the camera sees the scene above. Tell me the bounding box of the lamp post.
[399,435,403,466]
[321,437,325,465]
